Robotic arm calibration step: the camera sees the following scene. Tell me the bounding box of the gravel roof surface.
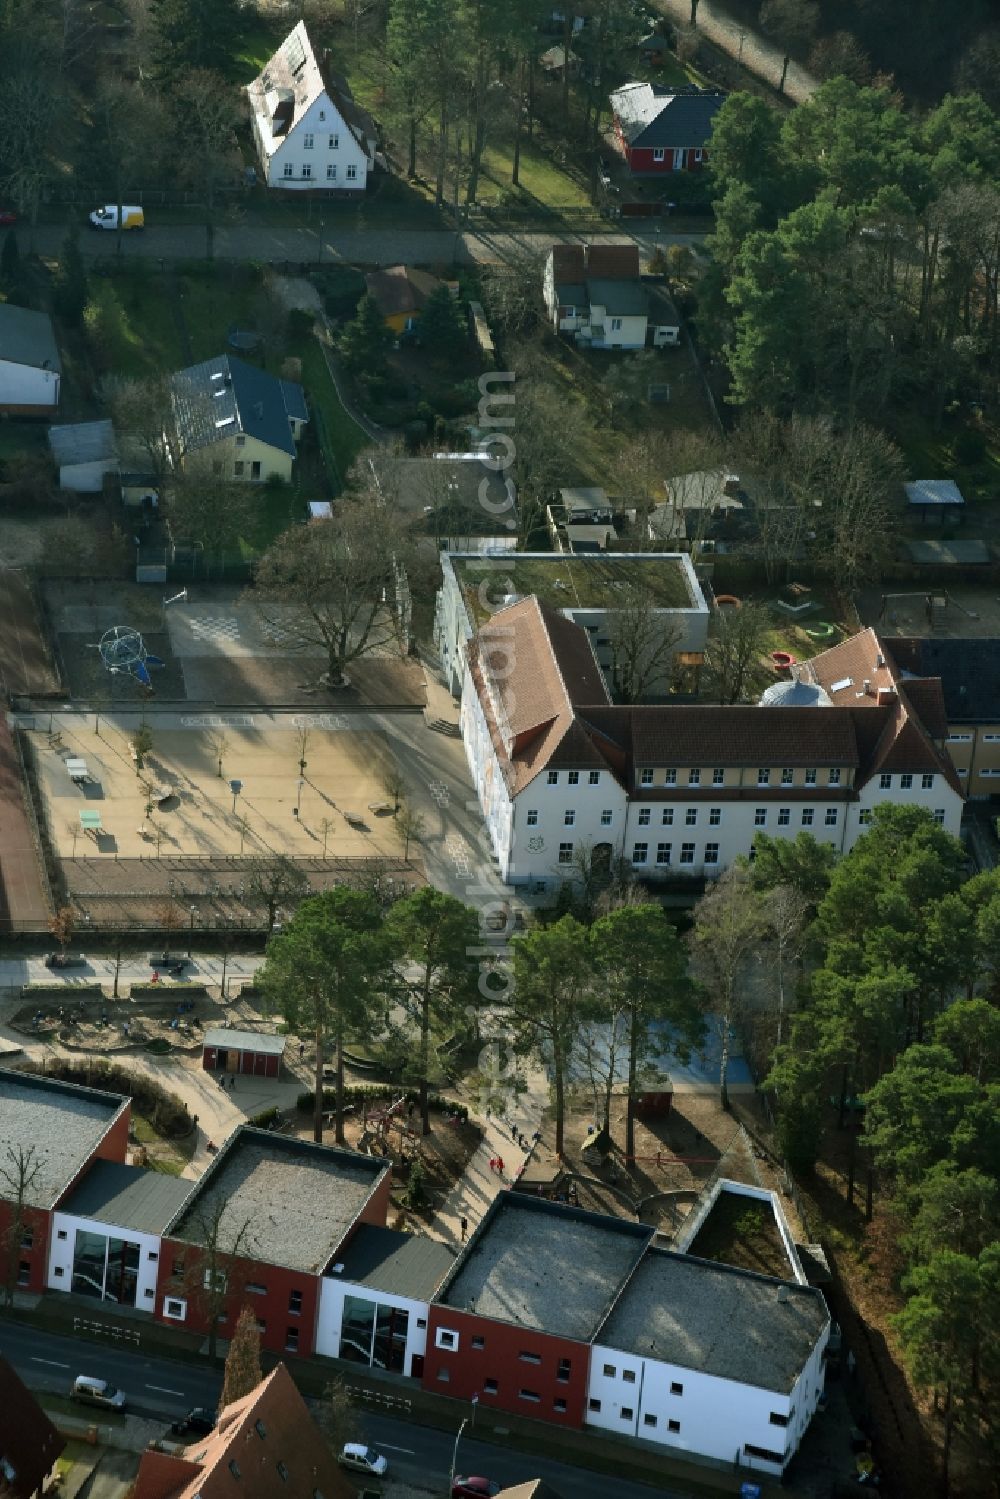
[0,1070,127,1210]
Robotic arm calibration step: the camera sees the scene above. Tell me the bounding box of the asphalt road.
[0,1318,694,1498]
[19,222,705,267]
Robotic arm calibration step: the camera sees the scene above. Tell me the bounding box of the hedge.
[249,1106,281,1129]
[22,983,105,999]
[296,1082,469,1122]
[129,981,208,997]
[24,1060,192,1138]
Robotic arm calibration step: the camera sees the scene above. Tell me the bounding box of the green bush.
[296,1082,469,1122]
[129,981,208,997]
[25,1060,191,1138]
[249,1105,281,1128]
[23,983,105,998]
[286,308,314,342]
[954,428,988,466]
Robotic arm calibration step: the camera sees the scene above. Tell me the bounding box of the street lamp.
[448,1417,467,1494]
[294,777,305,819]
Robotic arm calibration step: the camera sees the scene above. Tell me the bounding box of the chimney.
[877,686,897,706]
[863,679,871,695]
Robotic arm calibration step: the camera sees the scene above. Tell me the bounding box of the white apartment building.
[248,23,375,192]
[460,602,963,890]
[435,550,709,698]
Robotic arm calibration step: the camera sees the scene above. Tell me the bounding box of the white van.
[71,1374,127,1410]
[89,204,145,231]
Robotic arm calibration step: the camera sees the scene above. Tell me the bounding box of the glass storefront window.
[339,1296,376,1365]
[339,1296,409,1372]
[70,1230,141,1306]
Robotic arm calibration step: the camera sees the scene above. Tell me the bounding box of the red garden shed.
[202,1027,285,1078]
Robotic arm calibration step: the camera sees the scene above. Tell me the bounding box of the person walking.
[497,1156,505,1177]
[460,1215,468,1243]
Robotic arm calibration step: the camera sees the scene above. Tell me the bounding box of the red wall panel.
[154,1239,320,1358]
[422,1306,588,1428]
[0,1204,51,1294]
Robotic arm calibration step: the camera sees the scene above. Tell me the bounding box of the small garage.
[202,1027,285,1078]
[49,419,117,492]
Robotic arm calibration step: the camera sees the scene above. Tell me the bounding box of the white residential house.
[543,244,680,350]
[248,22,375,192]
[460,604,964,891]
[435,550,709,699]
[0,305,61,415]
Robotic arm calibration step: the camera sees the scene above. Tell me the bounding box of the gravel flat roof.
[597,1249,829,1393]
[437,1195,652,1342]
[334,1225,455,1300]
[60,1161,193,1235]
[166,1127,389,1273]
[0,1069,127,1210]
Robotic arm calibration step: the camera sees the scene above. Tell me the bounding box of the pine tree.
[54,227,88,328]
[149,0,241,83]
[418,286,466,361]
[338,294,392,373]
[0,229,22,297]
[221,1305,262,1409]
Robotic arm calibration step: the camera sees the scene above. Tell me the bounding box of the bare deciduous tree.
[0,1145,41,1306]
[689,865,768,1109]
[606,584,683,703]
[702,602,772,704]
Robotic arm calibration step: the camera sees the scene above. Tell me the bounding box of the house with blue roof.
[167,354,308,484]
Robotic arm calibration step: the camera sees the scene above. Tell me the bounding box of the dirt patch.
[0,717,50,931]
[0,571,61,697]
[686,1187,793,1279]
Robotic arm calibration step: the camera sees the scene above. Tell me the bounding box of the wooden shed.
[202,1027,285,1078]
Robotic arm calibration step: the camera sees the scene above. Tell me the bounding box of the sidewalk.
[657,0,818,103]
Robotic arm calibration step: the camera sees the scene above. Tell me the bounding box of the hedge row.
[296,1082,469,1122]
[25,1060,192,1139]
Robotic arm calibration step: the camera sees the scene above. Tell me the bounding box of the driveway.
[76,1451,139,1499]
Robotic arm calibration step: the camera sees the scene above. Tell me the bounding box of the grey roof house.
[611,83,726,174]
[0,305,61,414]
[543,243,681,351]
[168,354,308,483]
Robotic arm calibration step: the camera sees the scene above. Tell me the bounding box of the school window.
[346,164,358,180]
[558,842,574,864]
[664,768,677,785]
[164,1297,186,1320]
[800,808,815,827]
[829,768,842,786]
[805,768,817,785]
[680,843,695,864]
[899,772,913,789]
[644,1413,658,1427]
[564,810,576,827]
[435,1328,458,1350]
[589,1398,602,1412]
[712,768,725,785]
[757,769,770,786]
[288,1289,303,1314]
[755,808,767,826]
[610,318,623,332]
[638,808,651,825]
[526,810,538,826]
[19,1231,32,1250]
[519,1351,542,1364]
[948,732,972,742]
[670,1381,683,1395]
[589,771,600,784]
[622,1369,636,1384]
[859,808,873,825]
[484,1378,498,1393]
[203,1268,227,1293]
[709,807,721,825]
[554,1397,567,1412]
[143,1286,153,1297]
[662,808,674,825]
[301,163,312,178]
[781,768,793,785]
[437,1368,450,1382]
[632,843,648,865]
[668,1419,681,1434]
[621,1407,634,1420]
[922,773,934,789]
[825,808,838,826]
[879,773,892,789]
[603,1364,616,1378]
[57,1230,67,1240]
[557,1358,571,1381]
[656,843,672,865]
[688,768,701,786]
[246,1282,267,1296]
[285,1327,299,1352]
[303,133,314,148]
[326,164,337,180]
[600,809,613,826]
[519,1389,541,1403]
[17,1261,30,1285]
[472,1336,485,1349]
[769,1412,790,1427]
[934,808,945,825]
[640,768,653,786]
[704,843,719,864]
[329,133,339,148]
[744,1444,784,1465]
[568,771,580,785]
[778,808,790,826]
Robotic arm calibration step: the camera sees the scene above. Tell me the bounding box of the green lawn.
[477,138,593,210]
[294,332,371,488]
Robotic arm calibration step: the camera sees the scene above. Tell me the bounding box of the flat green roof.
[455,553,695,625]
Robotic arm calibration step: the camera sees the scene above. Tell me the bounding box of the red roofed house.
[131,1363,352,1499]
[0,1355,65,1499]
[610,82,726,175]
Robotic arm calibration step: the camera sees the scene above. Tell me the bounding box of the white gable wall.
[267,92,368,190]
[0,359,60,411]
[315,1273,430,1376]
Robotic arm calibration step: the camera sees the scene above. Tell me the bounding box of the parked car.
[0,208,16,226]
[453,1480,501,1498]
[171,1407,216,1436]
[45,952,87,968]
[338,1443,388,1477]
[89,204,145,231]
[70,1375,126,1411]
[149,953,189,972]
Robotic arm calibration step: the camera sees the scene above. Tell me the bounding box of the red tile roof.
[0,1356,65,1499]
[132,1365,352,1499]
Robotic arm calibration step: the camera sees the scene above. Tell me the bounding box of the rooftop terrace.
[597,1248,829,1393]
[454,552,698,624]
[436,1194,652,1342]
[0,1068,128,1210]
[166,1127,389,1274]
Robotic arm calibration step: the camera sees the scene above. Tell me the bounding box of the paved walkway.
[656,0,818,102]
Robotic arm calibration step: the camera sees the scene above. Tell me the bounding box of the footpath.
[656,0,818,103]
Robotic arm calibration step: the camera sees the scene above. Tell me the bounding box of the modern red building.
[154,1126,392,1360]
[610,83,726,175]
[0,1068,130,1296]
[201,1027,285,1078]
[423,1194,653,1428]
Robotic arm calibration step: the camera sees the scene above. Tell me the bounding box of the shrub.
[954,428,987,466]
[249,1105,281,1129]
[286,308,314,342]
